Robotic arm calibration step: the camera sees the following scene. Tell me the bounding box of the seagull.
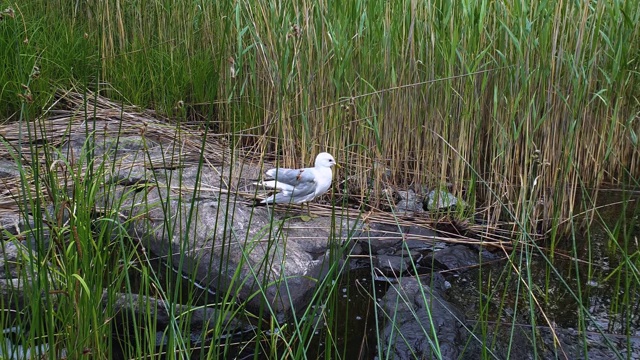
[254,152,338,218]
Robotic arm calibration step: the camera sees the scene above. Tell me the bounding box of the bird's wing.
[259,168,319,203]
[265,168,314,184]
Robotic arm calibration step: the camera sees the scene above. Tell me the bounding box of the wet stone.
[376,254,411,275]
[431,244,480,271]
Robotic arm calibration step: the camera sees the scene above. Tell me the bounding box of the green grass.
[1,0,640,359]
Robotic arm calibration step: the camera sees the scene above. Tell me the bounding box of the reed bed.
[3,0,639,234]
[1,0,640,359]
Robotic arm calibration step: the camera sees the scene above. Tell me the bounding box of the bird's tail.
[250,198,267,207]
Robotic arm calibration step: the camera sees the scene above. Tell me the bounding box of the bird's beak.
[334,163,342,169]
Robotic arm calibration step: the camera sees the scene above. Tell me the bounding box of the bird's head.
[315,152,339,168]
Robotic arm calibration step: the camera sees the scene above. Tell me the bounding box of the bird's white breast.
[313,167,333,197]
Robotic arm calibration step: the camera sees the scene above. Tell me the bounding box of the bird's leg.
[308,203,315,217]
[299,203,313,222]
[299,202,318,222]
[266,204,272,219]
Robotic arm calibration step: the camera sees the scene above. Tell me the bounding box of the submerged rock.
[378,275,465,360]
[109,292,255,355]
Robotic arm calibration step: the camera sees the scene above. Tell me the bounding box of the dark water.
[304,268,388,359]
[443,189,640,357]
[543,190,640,334]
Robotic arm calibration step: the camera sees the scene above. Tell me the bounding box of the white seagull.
[254,152,338,217]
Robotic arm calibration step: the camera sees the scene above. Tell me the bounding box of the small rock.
[431,245,480,272]
[0,160,20,178]
[395,189,424,214]
[376,254,411,275]
[424,189,467,211]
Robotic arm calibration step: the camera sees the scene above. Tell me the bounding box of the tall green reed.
[5,0,639,232]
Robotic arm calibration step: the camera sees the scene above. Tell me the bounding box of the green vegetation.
[1,0,639,359]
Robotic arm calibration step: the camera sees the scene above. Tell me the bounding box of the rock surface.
[125,184,355,321]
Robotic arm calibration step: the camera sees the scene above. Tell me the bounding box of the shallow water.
[443,189,640,357]
[304,268,388,359]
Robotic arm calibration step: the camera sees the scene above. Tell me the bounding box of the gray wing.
[265,167,317,185]
[262,168,319,203]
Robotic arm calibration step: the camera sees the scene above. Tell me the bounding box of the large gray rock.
[0,96,357,324]
[124,185,354,321]
[353,222,440,255]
